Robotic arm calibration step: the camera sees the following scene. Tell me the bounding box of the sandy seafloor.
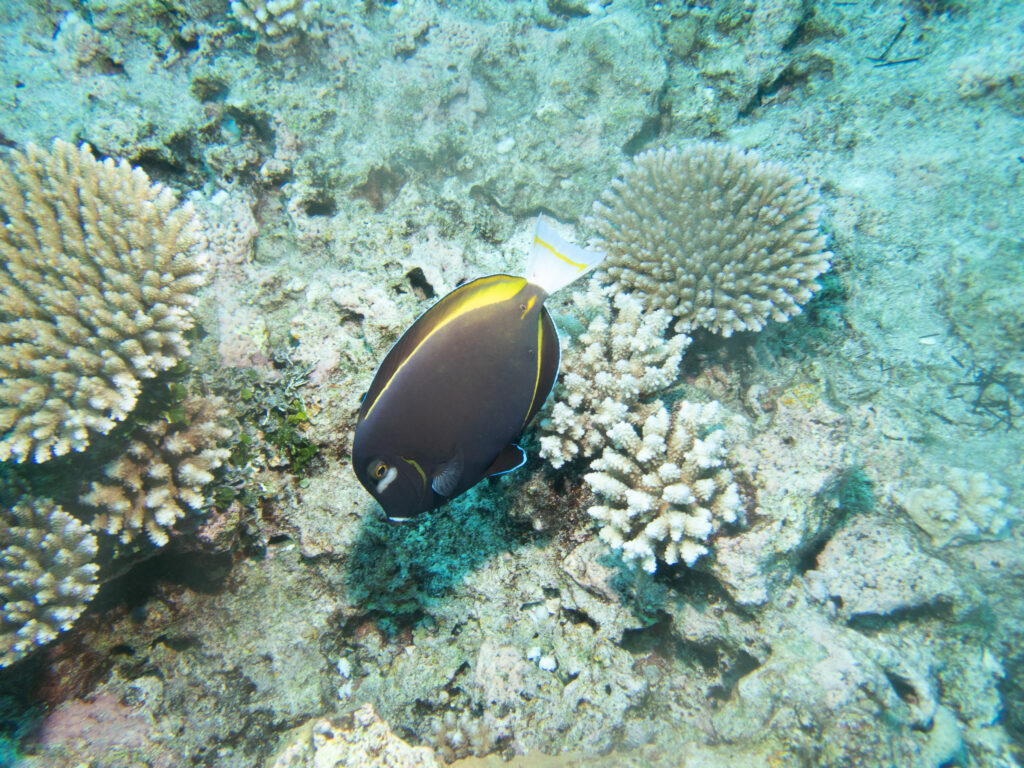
[0,0,1023,766]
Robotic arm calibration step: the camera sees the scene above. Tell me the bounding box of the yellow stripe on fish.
[360,275,528,421]
[533,234,589,271]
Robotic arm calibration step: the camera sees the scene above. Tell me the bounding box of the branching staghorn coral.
[585,400,743,573]
[538,287,689,469]
[81,395,233,547]
[590,143,831,336]
[1,497,99,667]
[0,140,204,464]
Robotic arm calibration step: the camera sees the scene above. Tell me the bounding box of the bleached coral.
[0,140,204,464]
[900,467,1019,547]
[589,143,831,336]
[585,400,743,573]
[1,497,99,667]
[231,0,320,37]
[81,395,233,547]
[538,287,689,469]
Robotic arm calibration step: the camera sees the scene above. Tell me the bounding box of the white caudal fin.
[525,216,605,295]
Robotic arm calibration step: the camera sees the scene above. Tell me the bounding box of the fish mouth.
[375,505,410,524]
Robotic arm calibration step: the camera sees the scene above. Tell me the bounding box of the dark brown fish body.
[352,274,559,520]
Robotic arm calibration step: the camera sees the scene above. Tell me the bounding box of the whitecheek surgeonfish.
[352,217,604,522]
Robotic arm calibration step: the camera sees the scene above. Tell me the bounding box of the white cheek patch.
[375,466,398,494]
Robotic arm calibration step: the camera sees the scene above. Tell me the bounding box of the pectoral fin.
[485,444,526,477]
[431,453,463,496]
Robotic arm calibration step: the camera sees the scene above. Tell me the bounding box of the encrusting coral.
[1,497,99,667]
[589,143,831,336]
[585,400,743,573]
[0,140,204,464]
[900,467,1019,547]
[81,395,233,547]
[538,287,689,469]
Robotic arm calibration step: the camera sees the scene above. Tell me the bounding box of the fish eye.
[372,461,388,479]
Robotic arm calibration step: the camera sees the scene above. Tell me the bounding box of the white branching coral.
[0,140,204,464]
[1,497,99,667]
[589,143,831,336]
[901,468,1019,547]
[231,0,320,37]
[81,395,233,547]
[585,400,743,573]
[538,286,689,469]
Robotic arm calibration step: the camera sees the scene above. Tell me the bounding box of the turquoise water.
[0,1,1021,766]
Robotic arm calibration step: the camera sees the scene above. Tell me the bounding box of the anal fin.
[485,444,526,477]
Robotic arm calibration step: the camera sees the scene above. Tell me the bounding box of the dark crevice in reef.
[998,653,1024,752]
[0,655,47,750]
[884,670,922,706]
[405,267,436,300]
[656,563,746,614]
[739,63,809,117]
[172,31,200,54]
[321,608,429,662]
[618,613,672,655]
[618,611,762,703]
[89,549,234,615]
[847,600,956,632]
[302,190,337,217]
[707,649,761,702]
[192,73,229,102]
[794,533,831,575]
[622,83,671,157]
[562,607,599,634]
[96,55,125,75]
[225,105,275,144]
[129,148,189,181]
[352,165,406,212]
[547,0,591,20]
[795,467,875,574]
